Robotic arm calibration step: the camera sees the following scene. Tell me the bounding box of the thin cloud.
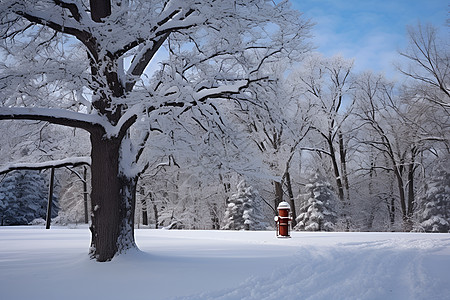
[291,0,447,77]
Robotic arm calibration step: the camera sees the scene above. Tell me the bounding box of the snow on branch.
[0,106,144,139]
[0,157,91,175]
[113,6,201,60]
[104,103,143,138]
[0,107,107,132]
[300,147,332,157]
[193,80,249,102]
[125,34,169,92]
[139,154,180,179]
[12,3,97,59]
[155,155,180,169]
[52,0,84,22]
[16,9,85,37]
[153,3,200,36]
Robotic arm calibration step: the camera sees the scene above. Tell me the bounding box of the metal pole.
[46,167,55,229]
[83,166,88,224]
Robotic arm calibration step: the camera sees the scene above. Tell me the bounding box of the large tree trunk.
[89,128,137,261]
[86,0,137,260]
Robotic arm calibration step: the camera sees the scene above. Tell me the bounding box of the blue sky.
[291,0,448,77]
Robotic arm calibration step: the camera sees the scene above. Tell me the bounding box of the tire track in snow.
[178,238,450,300]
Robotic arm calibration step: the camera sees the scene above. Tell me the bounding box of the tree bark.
[149,192,159,229]
[274,181,283,211]
[327,137,345,203]
[389,197,396,229]
[153,205,159,229]
[88,128,137,261]
[338,132,350,198]
[284,171,297,227]
[140,187,148,226]
[393,167,409,232]
[89,0,111,22]
[405,158,416,232]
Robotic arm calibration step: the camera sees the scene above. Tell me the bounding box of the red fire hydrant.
[274,201,292,237]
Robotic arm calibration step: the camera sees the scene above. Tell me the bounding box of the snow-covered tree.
[0,0,312,261]
[222,180,267,231]
[399,23,450,108]
[292,53,355,205]
[294,172,338,231]
[415,169,450,233]
[148,169,224,230]
[0,170,57,225]
[353,70,449,231]
[231,63,311,224]
[58,166,90,225]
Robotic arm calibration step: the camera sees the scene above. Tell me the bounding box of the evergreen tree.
[0,170,57,225]
[416,169,450,233]
[222,180,267,230]
[294,172,338,231]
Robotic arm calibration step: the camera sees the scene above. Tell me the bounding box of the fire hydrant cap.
[277,201,291,210]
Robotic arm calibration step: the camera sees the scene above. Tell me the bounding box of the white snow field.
[0,227,449,300]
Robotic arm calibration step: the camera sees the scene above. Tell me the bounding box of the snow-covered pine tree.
[0,170,57,225]
[416,169,450,233]
[242,183,267,231]
[294,172,338,231]
[222,180,267,231]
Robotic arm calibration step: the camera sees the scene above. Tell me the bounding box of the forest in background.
[0,1,448,237]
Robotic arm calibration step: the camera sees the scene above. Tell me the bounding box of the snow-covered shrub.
[29,218,46,226]
[294,172,338,231]
[222,180,267,230]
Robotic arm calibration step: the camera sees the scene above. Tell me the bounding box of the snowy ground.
[0,227,449,300]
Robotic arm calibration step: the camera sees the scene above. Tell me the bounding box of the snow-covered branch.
[15,6,96,58]
[0,156,91,175]
[193,80,249,102]
[125,34,169,92]
[105,103,143,138]
[52,0,84,22]
[300,147,332,156]
[0,107,105,132]
[0,105,144,140]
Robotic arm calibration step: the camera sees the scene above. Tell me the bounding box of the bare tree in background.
[399,23,450,108]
